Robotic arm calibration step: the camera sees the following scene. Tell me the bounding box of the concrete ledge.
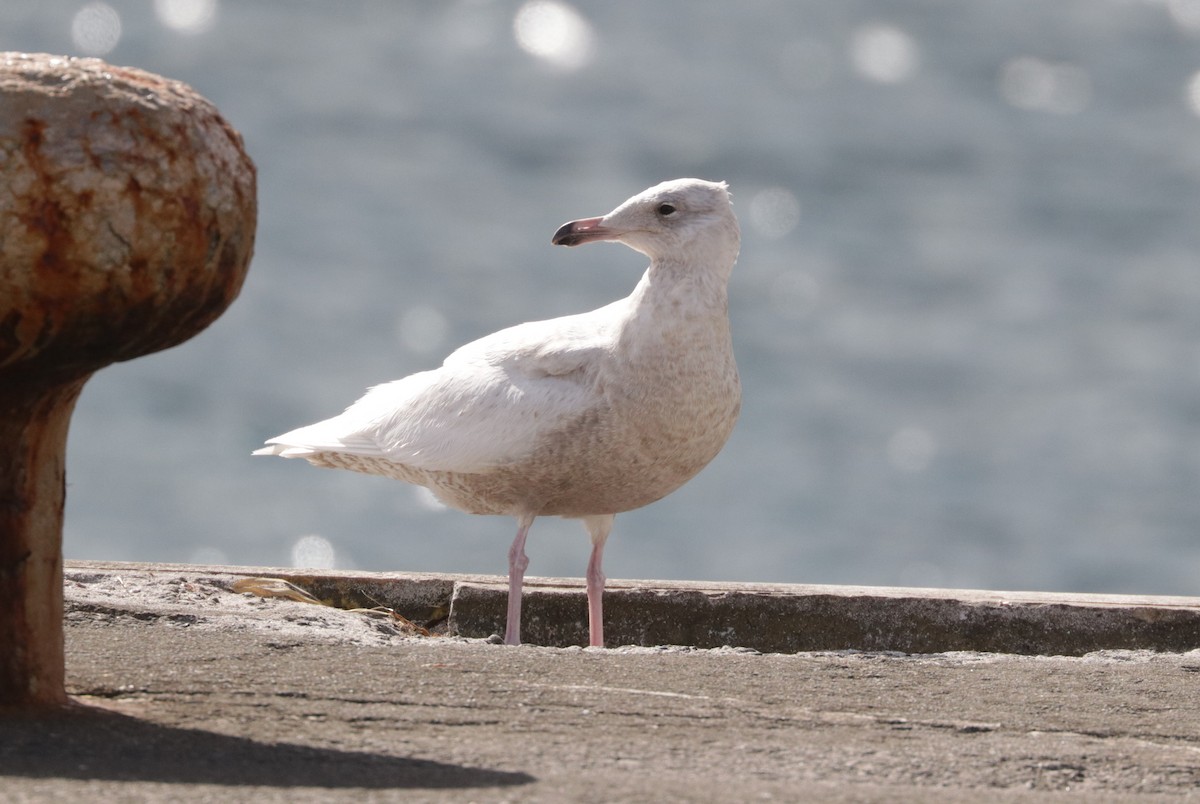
[66,560,1200,655]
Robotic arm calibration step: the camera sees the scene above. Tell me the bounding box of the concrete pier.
[59,560,1200,656]
[0,561,1197,800]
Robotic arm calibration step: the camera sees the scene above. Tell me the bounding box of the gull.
[255,178,741,647]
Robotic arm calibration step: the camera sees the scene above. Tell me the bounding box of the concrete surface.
[64,560,1200,655]
[0,563,1198,801]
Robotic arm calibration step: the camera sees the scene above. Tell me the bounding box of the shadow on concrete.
[0,705,534,790]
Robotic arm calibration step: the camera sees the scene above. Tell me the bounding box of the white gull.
[255,178,741,647]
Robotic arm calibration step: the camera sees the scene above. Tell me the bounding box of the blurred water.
[4,0,1199,594]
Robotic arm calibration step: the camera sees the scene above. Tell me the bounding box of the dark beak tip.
[552,221,580,247]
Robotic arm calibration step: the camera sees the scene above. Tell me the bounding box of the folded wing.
[257,308,619,473]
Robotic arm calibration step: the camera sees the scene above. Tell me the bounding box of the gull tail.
[252,442,320,458]
[253,415,383,460]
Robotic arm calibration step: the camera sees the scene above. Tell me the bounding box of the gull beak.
[552,216,616,247]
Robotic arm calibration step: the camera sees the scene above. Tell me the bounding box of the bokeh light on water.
[849,23,918,84]
[70,2,121,55]
[512,0,594,71]
[291,534,336,570]
[153,0,218,35]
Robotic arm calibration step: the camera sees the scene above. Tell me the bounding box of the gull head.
[552,178,740,267]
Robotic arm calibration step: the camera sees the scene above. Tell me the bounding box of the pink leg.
[583,515,614,648]
[504,513,535,646]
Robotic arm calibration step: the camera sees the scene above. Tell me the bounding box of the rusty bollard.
[0,54,255,709]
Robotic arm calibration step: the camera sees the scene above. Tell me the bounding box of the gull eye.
[657,203,677,216]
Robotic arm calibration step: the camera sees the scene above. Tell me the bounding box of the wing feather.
[260,303,625,473]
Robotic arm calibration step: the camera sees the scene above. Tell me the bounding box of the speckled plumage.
[256,178,741,647]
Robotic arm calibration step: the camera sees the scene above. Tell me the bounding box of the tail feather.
[254,415,384,460]
[252,443,319,458]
